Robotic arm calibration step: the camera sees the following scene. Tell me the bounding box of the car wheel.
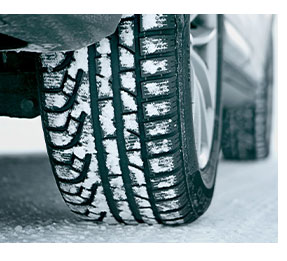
[37,14,223,225]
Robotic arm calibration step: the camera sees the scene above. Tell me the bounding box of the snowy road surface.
[0,153,277,243]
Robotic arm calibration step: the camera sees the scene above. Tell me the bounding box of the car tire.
[221,21,274,160]
[37,14,223,225]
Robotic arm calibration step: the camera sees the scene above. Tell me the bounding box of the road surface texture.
[0,153,277,243]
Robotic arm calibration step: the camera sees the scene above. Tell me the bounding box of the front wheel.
[38,14,223,225]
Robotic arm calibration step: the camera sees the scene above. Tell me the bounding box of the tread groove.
[57,154,92,184]
[47,111,86,132]
[134,14,163,223]
[47,112,86,150]
[44,69,83,113]
[110,30,144,223]
[88,44,124,223]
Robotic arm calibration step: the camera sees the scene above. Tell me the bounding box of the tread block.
[98,100,116,138]
[90,186,114,218]
[129,166,146,186]
[144,117,177,138]
[120,71,137,95]
[155,195,188,212]
[149,156,174,174]
[67,119,80,135]
[153,181,185,201]
[54,165,81,180]
[135,197,151,208]
[123,114,140,133]
[72,157,85,172]
[140,56,176,77]
[150,170,183,189]
[119,20,135,52]
[140,35,175,55]
[66,203,88,214]
[49,131,73,147]
[119,46,135,70]
[127,151,144,167]
[47,110,70,128]
[146,134,179,156]
[110,185,127,201]
[121,91,137,113]
[132,186,149,199]
[140,208,157,221]
[142,96,177,119]
[140,14,175,32]
[124,130,141,150]
[43,71,66,90]
[85,209,104,220]
[41,52,66,70]
[58,182,82,194]
[162,218,186,225]
[80,188,92,199]
[51,149,73,163]
[44,93,68,110]
[116,201,134,221]
[63,77,76,96]
[96,76,113,98]
[95,56,112,78]
[103,139,121,175]
[141,76,176,99]
[96,38,111,55]
[62,192,87,204]
[148,151,181,175]
[159,203,190,220]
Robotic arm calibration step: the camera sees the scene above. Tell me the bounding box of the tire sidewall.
[179,14,223,216]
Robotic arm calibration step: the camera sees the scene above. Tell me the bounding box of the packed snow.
[0,152,277,242]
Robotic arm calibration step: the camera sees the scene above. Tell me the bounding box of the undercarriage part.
[0,51,40,118]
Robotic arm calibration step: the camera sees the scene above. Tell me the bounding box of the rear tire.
[38,14,223,225]
[221,22,274,160]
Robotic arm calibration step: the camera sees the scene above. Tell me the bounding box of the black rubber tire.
[221,24,274,160]
[37,14,223,225]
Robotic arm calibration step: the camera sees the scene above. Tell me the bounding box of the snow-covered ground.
[0,153,277,243]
